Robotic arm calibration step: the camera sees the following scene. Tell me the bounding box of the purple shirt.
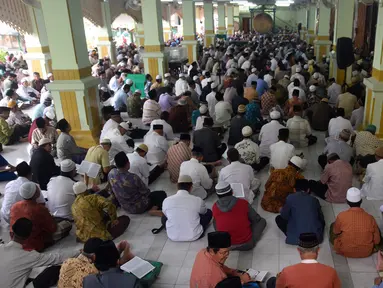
[159,93,177,112]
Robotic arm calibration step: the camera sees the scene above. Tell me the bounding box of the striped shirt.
[142,99,161,125]
[167,141,192,183]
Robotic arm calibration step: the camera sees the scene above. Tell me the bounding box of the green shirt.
[0,117,14,145]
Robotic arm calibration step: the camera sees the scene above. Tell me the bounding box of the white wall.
[275,7,297,29]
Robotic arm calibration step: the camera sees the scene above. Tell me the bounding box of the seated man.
[354,125,383,168]
[148,111,175,140]
[6,100,31,135]
[109,152,166,216]
[258,110,285,159]
[128,143,164,186]
[213,182,266,251]
[144,124,169,166]
[286,105,317,147]
[167,133,192,183]
[10,182,72,252]
[328,108,353,139]
[190,231,251,288]
[100,110,122,140]
[193,117,227,163]
[218,148,260,204]
[270,128,295,170]
[234,126,267,171]
[179,146,214,200]
[276,179,325,245]
[228,105,250,146]
[30,138,60,190]
[162,175,212,242]
[72,182,130,243]
[59,238,135,288]
[84,138,112,186]
[261,156,304,213]
[104,122,134,164]
[0,218,79,288]
[267,233,341,288]
[1,162,45,223]
[318,129,354,169]
[310,153,352,203]
[31,116,59,156]
[214,92,233,128]
[46,160,77,221]
[83,240,140,288]
[0,106,28,146]
[361,147,383,200]
[168,98,190,133]
[331,188,380,258]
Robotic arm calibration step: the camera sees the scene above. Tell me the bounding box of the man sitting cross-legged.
[212,182,266,251]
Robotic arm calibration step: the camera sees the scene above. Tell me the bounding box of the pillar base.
[142,50,167,77]
[24,49,52,78]
[183,40,197,64]
[313,39,331,58]
[47,76,101,148]
[364,76,383,138]
[204,34,215,47]
[227,25,234,37]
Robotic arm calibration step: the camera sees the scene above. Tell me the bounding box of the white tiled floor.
[0,122,382,288]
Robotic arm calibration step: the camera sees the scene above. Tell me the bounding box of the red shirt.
[212,199,252,245]
[10,200,57,252]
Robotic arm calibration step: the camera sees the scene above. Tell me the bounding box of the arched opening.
[112,14,137,46]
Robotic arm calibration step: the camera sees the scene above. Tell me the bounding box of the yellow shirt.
[84,145,110,185]
[0,117,14,144]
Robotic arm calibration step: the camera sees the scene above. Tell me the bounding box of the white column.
[183,0,197,63]
[97,0,116,63]
[204,0,215,47]
[227,4,234,37]
[306,5,316,45]
[314,1,331,58]
[217,2,226,35]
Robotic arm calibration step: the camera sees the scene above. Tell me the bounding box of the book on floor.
[77,160,101,178]
[246,269,268,282]
[120,256,155,279]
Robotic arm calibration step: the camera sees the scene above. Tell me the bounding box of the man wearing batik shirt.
[260,86,277,116]
[167,134,192,183]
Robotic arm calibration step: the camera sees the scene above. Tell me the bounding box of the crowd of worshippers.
[1,31,383,288]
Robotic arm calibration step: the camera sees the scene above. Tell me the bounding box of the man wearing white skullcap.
[331,187,380,258]
[259,111,285,158]
[290,66,306,90]
[150,75,163,91]
[16,77,40,102]
[46,159,77,220]
[10,181,72,252]
[195,105,209,131]
[72,180,131,242]
[175,73,188,97]
[103,121,134,164]
[212,181,266,251]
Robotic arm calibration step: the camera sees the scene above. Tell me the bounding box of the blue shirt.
[256,79,268,98]
[83,268,141,288]
[32,103,46,121]
[245,102,262,127]
[280,191,325,245]
[373,284,383,288]
[113,89,127,111]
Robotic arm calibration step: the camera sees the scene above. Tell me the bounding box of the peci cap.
[179,73,185,78]
[270,110,281,119]
[164,73,171,78]
[199,105,208,114]
[366,124,377,134]
[289,156,303,169]
[73,182,88,195]
[126,79,133,85]
[178,174,192,183]
[100,138,111,145]
[60,159,76,173]
[215,182,232,195]
[298,233,319,248]
[211,82,218,89]
[137,143,148,153]
[38,138,51,146]
[309,85,316,92]
[339,129,351,141]
[242,126,253,137]
[296,66,302,73]
[119,122,131,131]
[178,98,187,106]
[313,72,319,79]
[153,124,163,130]
[19,182,37,199]
[321,97,329,103]
[156,75,162,80]
[180,133,191,141]
[346,187,361,203]
[237,104,246,113]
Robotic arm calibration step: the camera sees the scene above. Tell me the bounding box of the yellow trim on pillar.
[372,68,383,82]
[205,37,213,47]
[371,97,376,124]
[71,129,98,148]
[31,60,43,76]
[47,59,52,74]
[98,36,113,42]
[60,91,81,130]
[205,30,214,34]
[148,58,159,78]
[99,46,108,58]
[332,45,336,52]
[138,30,144,35]
[380,105,383,135]
[308,30,314,33]
[227,24,234,28]
[184,35,195,41]
[315,35,329,41]
[145,45,164,53]
[53,66,92,80]
[365,89,372,125]
[336,68,345,85]
[186,44,195,63]
[218,26,226,31]
[319,46,327,57]
[139,38,144,46]
[27,46,50,54]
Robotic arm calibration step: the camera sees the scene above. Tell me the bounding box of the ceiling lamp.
[276,0,294,6]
